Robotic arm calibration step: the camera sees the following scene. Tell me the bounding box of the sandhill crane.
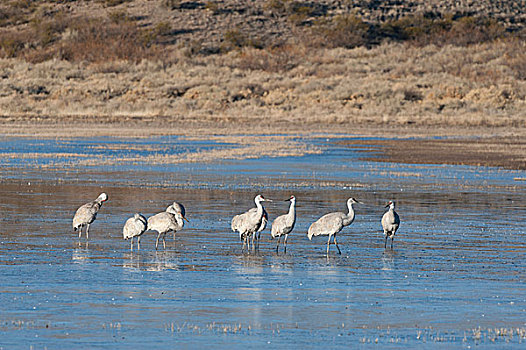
[72,193,108,240]
[123,213,147,250]
[231,195,271,250]
[271,195,296,253]
[237,207,268,241]
[381,201,400,249]
[165,201,189,240]
[308,197,361,255]
[148,204,185,250]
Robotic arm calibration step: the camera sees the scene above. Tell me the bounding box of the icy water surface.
[1,135,525,348]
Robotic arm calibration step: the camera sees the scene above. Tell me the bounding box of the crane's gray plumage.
[308,197,360,255]
[72,193,108,240]
[231,195,271,249]
[234,207,268,241]
[165,201,189,240]
[123,213,147,250]
[148,204,185,250]
[271,195,296,253]
[381,201,400,249]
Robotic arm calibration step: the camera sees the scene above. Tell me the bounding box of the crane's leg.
[276,236,280,253]
[86,224,90,241]
[284,234,288,254]
[334,235,342,255]
[130,237,134,251]
[384,235,388,249]
[77,226,82,239]
[162,233,166,249]
[391,236,394,249]
[156,232,162,250]
[327,235,331,255]
[137,236,141,250]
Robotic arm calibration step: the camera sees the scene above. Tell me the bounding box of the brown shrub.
[97,0,133,7]
[63,20,155,62]
[236,45,306,72]
[381,15,507,47]
[444,17,506,46]
[0,30,29,58]
[0,3,29,26]
[162,0,182,10]
[222,29,264,51]
[20,17,164,63]
[30,12,70,47]
[310,15,370,49]
[503,39,526,80]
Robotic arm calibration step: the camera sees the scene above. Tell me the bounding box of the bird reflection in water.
[381,249,396,272]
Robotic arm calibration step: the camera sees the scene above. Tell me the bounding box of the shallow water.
[1,135,525,348]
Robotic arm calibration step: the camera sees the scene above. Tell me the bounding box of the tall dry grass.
[0,40,524,127]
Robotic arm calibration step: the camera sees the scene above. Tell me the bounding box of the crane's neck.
[288,200,296,219]
[174,213,184,227]
[343,202,355,226]
[389,203,395,211]
[255,198,265,216]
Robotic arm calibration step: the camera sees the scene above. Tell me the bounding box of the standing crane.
[123,213,147,250]
[148,203,186,250]
[72,193,108,240]
[381,201,400,249]
[271,195,296,253]
[231,195,271,250]
[308,197,361,255]
[238,207,268,242]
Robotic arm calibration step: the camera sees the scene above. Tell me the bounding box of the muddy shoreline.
[1,120,524,170]
[341,135,526,170]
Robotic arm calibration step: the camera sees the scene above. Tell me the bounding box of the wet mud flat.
[339,135,526,171]
[0,135,525,348]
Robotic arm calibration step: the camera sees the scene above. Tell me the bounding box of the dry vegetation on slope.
[0,0,525,129]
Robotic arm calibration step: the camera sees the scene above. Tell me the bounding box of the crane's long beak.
[265,199,273,202]
[182,215,189,222]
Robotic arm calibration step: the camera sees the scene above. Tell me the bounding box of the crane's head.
[168,202,189,222]
[97,193,108,202]
[385,201,395,209]
[285,195,296,203]
[255,194,271,203]
[347,197,362,205]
